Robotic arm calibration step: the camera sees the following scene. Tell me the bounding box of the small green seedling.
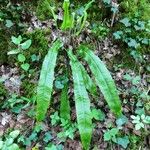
[2,94,30,114]
[57,119,77,140]
[50,111,60,126]
[0,130,20,150]
[8,35,32,71]
[104,128,130,148]
[104,128,119,142]
[131,114,150,130]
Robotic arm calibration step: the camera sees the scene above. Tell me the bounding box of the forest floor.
[0,0,150,150]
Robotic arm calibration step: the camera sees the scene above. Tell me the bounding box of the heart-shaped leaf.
[21,39,32,50]
[18,54,26,62]
[21,63,30,71]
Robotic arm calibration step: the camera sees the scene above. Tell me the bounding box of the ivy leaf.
[123,74,132,81]
[132,76,141,85]
[21,39,32,50]
[135,122,144,130]
[116,115,128,126]
[109,128,119,136]
[8,144,20,150]
[113,31,123,40]
[11,105,23,114]
[103,0,111,4]
[43,132,53,143]
[142,38,149,45]
[0,141,3,149]
[21,63,30,71]
[11,36,22,45]
[120,18,131,27]
[5,138,13,145]
[116,136,130,149]
[9,130,20,138]
[5,19,14,28]
[54,75,68,89]
[29,132,38,141]
[45,144,57,150]
[134,21,145,30]
[91,108,105,121]
[104,131,111,141]
[127,38,139,48]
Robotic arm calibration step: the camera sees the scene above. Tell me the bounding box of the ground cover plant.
[0,0,149,149]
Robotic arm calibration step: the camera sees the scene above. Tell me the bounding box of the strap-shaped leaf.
[75,0,95,35]
[60,83,71,121]
[61,0,72,30]
[36,39,63,121]
[79,46,122,116]
[68,50,92,150]
[79,62,97,96]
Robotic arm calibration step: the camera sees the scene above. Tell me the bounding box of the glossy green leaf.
[0,141,3,149]
[68,50,92,150]
[91,108,105,121]
[116,136,130,149]
[21,39,32,50]
[17,54,26,62]
[76,0,95,35]
[60,83,71,121]
[6,19,14,28]
[61,0,72,30]
[9,130,20,139]
[36,39,63,121]
[11,36,22,45]
[21,63,30,71]
[120,17,131,27]
[116,115,128,126]
[7,49,20,55]
[8,144,20,150]
[79,46,122,116]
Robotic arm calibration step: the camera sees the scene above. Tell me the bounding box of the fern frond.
[60,83,71,121]
[79,46,122,117]
[61,0,72,30]
[68,50,92,150]
[79,61,97,96]
[36,39,63,121]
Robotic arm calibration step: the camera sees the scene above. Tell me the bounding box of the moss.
[21,80,36,98]
[25,29,50,63]
[0,83,8,106]
[91,22,110,40]
[36,0,56,21]
[120,0,150,21]
[0,30,9,65]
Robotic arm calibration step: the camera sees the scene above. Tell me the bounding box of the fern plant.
[36,0,122,149]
